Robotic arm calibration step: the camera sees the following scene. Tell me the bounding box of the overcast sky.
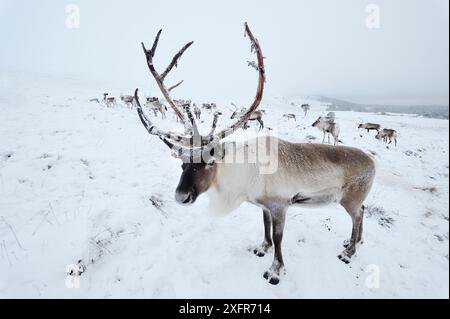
[0,0,448,105]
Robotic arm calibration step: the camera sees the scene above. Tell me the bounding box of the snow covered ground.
[0,71,448,298]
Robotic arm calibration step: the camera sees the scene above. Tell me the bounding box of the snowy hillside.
[0,72,448,298]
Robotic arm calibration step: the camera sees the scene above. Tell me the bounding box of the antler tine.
[206,112,221,139]
[134,88,193,146]
[161,41,194,81]
[159,137,184,158]
[168,80,184,92]
[150,29,162,58]
[141,31,194,128]
[183,104,201,141]
[214,23,265,140]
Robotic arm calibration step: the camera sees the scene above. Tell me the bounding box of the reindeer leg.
[253,209,273,257]
[357,205,364,243]
[339,204,364,264]
[263,206,287,285]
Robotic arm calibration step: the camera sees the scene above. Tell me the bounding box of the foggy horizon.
[0,0,448,106]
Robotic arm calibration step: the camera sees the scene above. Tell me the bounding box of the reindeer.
[301,104,310,116]
[146,99,167,119]
[146,96,159,104]
[283,113,297,121]
[358,123,381,133]
[231,107,264,129]
[120,94,136,108]
[133,23,375,285]
[375,128,398,146]
[89,98,100,103]
[201,103,214,113]
[193,104,202,120]
[102,93,117,107]
[312,117,341,146]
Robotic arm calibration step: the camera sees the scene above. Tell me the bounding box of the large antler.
[141,30,193,132]
[213,22,265,140]
[134,88,193,145]
[136,22,265,160]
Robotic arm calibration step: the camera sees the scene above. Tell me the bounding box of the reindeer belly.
[262,166,345,206]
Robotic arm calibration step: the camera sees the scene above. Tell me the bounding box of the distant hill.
[315,96,449,120]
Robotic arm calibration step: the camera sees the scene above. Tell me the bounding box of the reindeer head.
[230,108,246,120]
[358,124,363,128]
[375,131,383,140]
[134,23,265,205]
[174,145,224,204]
[312,117,323,127]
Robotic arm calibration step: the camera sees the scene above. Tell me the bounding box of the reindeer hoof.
[269,277,280,285]
[254,249,266,257]
[253,243,271,257]
[338,245,356,264]
[263,266,285,285]
[263,271,280,285]
[338,254,351,264]
[253,246,270,257]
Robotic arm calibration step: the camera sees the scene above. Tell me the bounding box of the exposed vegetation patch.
[364,205,395,228]
[414,186,438,194]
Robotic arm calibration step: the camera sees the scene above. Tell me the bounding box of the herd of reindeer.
[89,93,398,147]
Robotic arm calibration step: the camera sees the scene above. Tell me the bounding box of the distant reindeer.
[358,123,381,133]
[312,117,341,145]
[145,99,167,119]
[375,129,398,146]
[231,107,264,129]
[301,104,310,116]
[89,98,100,103]
[283,113,297,121]
[175,99,192,107]
[202,103,216,113]
[120,94,136,108]
[102,93,117,107]
[146,96,159,104]
[193,104,201,120]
